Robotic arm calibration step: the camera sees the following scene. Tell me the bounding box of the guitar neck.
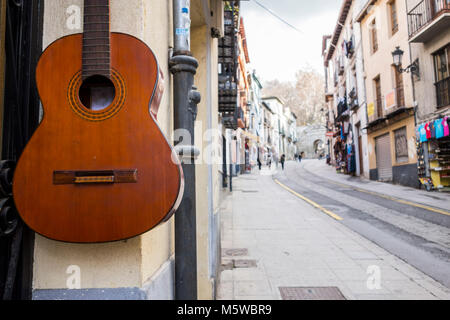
[82,0,111,79]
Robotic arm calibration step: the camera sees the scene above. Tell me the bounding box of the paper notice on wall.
[368,103,375,117]
[385,90,397,110]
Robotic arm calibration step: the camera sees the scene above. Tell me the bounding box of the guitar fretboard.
[82,0,111,79]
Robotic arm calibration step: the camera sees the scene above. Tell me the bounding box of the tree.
[262,67,325,126]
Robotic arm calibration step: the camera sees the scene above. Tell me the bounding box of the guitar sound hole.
[79,75,116,111]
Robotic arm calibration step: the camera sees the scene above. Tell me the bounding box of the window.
[393,65,405,107]
[389,0,398,35]
[394,127,408,163]
[433,44,450,108]
[434,44,449,82]
[370,19,378,53]
[374,76,382,117]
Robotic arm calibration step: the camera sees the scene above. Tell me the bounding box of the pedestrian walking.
[257,157,262,171]
[298,153,302,163]
[280,154,286,171]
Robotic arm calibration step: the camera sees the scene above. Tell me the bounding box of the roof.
[356,0,378,22]
[261,101,274,113]
[322,35,332,56]
[324,0,353,63]
[240,17,250,64]
[262,96,285,105]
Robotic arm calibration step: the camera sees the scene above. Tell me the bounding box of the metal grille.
[279,287,346,300]
[375,133,393,181]
[0,0,44,300]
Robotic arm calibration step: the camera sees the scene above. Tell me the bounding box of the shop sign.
[367,102,375,117]
[385,90,397,111]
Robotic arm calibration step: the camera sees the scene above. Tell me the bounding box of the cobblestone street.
[217,161,450,300]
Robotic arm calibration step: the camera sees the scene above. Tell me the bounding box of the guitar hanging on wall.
[12,0,184,243]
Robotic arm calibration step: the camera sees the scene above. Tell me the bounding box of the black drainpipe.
[170,0,201,300]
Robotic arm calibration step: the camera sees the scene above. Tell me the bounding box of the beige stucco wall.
[191,14,221,299]
[138,0,175,287]
[360,0,417,171]
[361,0,415,111]
[34,0,219,299]
[325,0,371,177]
[192,24,211,299]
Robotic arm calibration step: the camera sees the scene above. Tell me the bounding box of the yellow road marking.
[274,179,343,221]
[321,179,450,217]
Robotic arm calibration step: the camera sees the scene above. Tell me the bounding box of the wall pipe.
[170,0,201,300]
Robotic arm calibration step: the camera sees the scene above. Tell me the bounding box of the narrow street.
[218,160,450,300]
[279,160,450,288]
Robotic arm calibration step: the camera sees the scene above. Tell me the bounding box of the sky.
[240,0,342,84]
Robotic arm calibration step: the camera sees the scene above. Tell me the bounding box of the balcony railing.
[408,0,450,39]
[335,99,349,122]
[219,80,238,113]
[436,77,450,108]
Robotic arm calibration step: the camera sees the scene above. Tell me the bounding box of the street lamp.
[391,46,420,78]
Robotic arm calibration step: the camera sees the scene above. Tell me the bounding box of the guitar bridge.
[53,170,138,185]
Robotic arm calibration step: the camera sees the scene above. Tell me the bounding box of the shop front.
[417,116,450,192]
[333,120,357,176]
[367,112,418,188]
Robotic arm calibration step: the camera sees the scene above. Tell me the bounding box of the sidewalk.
[217,167,450,300]
[301,159,450,211]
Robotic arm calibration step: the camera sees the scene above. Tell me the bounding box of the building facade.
[357,0,418,188]
[296,125,327,159]
[247,71,264,167]
[407,0,450,191]
[323,0,370,177]
[323,0,446,188]
[285,110,298,160]
[262,97,285,163]
[261,101,275,164]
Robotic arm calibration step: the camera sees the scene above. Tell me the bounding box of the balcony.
[222,107,243,130]
[348,88,358,110]
[222,113,238,130]
[219,80,238,113]
[408,0,450,43]
[335,99,349,123]
[436,77,450,108]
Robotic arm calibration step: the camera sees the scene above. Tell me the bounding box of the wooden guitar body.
[13,33,183,243]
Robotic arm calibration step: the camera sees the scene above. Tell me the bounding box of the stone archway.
[296,125,327,159]
[314,139,325,157]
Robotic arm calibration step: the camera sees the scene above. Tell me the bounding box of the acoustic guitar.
[12,0,184,243]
